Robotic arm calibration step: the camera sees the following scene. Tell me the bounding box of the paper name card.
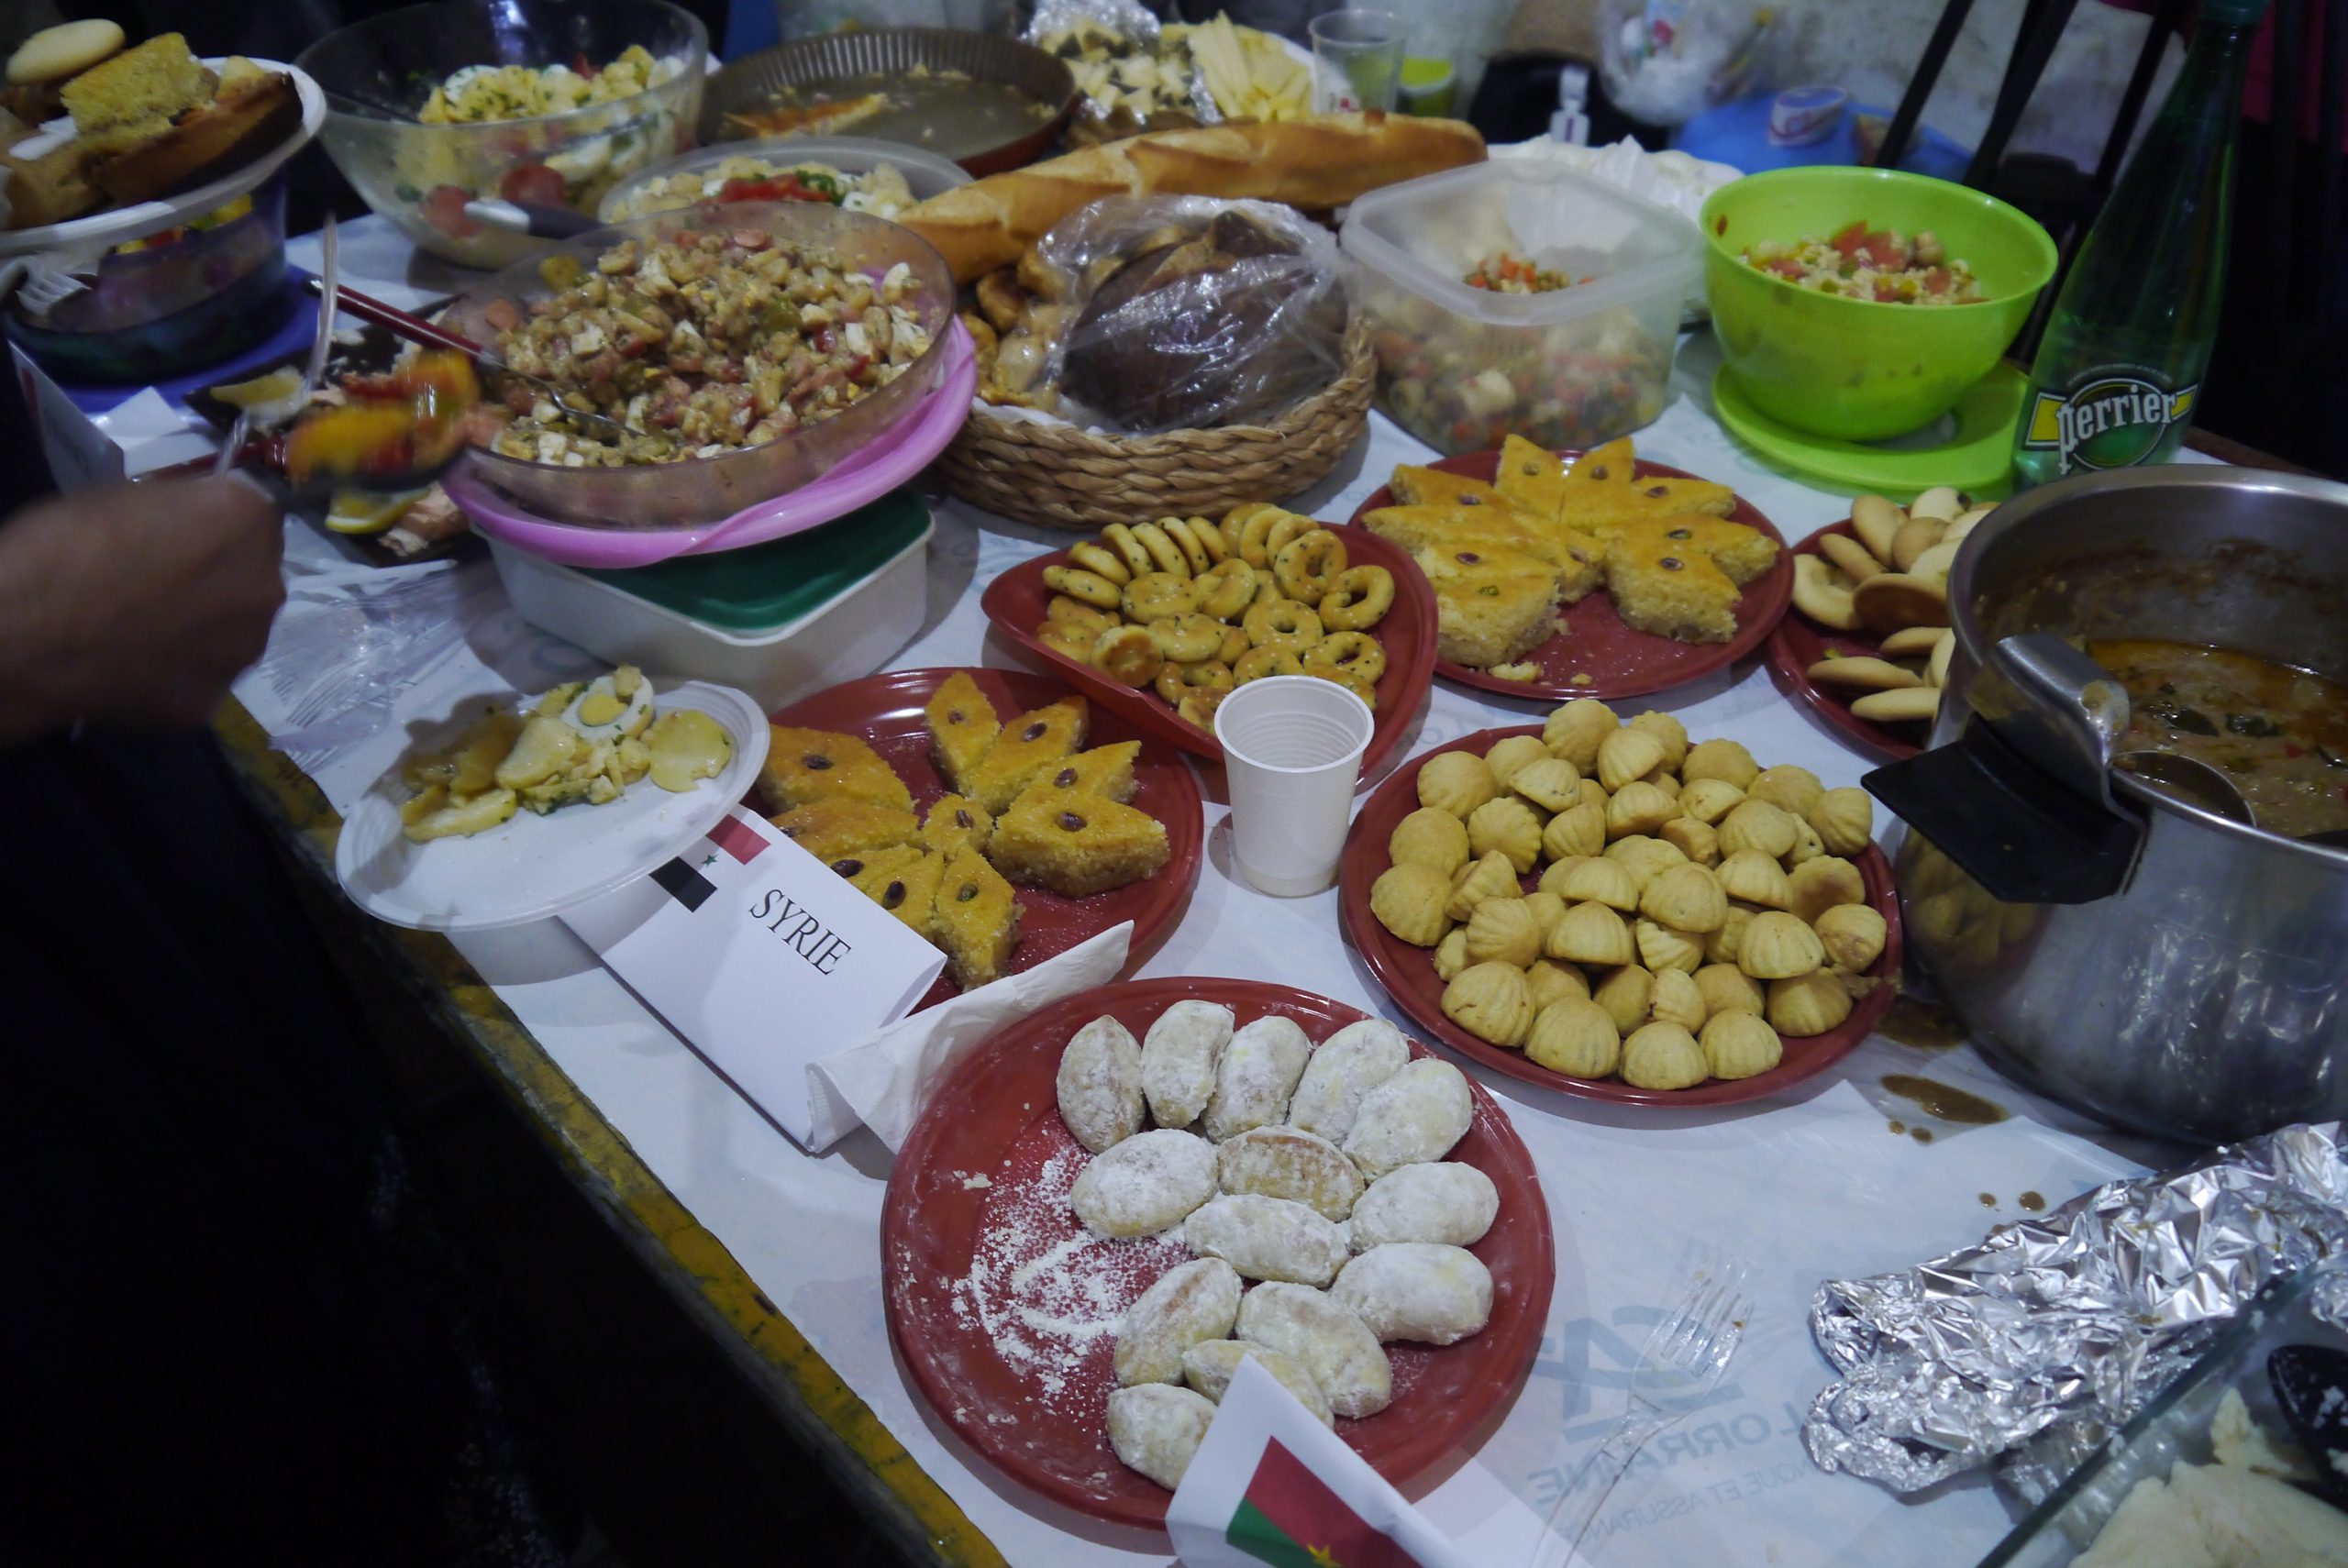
[563,807,946,1146]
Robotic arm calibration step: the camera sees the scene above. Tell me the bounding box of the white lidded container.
[1339,159,1700,456]
[487,494,932,712]
[598,133,970,221]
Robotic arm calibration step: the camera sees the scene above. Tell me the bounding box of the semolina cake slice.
[769,798,919,865]
[1605,531,1741,644]
[1618,513,1780,587]
[965,696,1088,814]
[931,845,1021,988]
[918,793,993,858]
[1389,464,1518,514]
[1013,740,1141,807]
[1411,544,1560,668]
[1556,437,1738,541]
[847,846,945,932]
[985,790,1170,898]
[924,670,1000,793]
[761,726,913,812]
[1494,434,1568,528]
[59,33,209,158]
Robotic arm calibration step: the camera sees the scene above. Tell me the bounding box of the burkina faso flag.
[1224,1439,1429,1568]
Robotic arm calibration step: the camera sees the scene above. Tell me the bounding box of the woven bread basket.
[933,322,1377,532]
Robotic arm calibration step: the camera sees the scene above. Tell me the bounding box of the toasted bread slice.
[94,67,299,203]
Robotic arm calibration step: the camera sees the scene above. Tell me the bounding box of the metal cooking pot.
[1866,466,2348,1145]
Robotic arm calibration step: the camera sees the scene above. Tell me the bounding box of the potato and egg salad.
[400,666,733,842]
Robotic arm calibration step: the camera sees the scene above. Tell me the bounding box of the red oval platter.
[1763,522,1930,764]
[880,977,1556,1532]
[1348,448,1793,703]
[769,668,1202,1010]
[1335,723,1903,1108]
[980,523,1439,772]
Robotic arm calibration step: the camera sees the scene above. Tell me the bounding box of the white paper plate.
[335,681,771,933]
[0,58,326,260]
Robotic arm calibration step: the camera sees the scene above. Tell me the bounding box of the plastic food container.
[599,134,969,222]
[1340,160,1699,456]
[296,0,706,271]
[486,489,933,712]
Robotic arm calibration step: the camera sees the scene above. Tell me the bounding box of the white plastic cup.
[1213,676,1375,898]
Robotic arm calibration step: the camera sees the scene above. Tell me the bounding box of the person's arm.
[0,477,285,744]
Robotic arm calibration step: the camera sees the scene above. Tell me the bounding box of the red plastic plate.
[769,668,1202,1010]
[1763,522,1929,764]
[980,523,1439,772]
[881,977,1556,1532]
[1336,723,1904,1108]
[1347,447,1793,703]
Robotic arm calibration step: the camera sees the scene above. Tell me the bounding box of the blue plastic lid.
[1675,94,1972,182]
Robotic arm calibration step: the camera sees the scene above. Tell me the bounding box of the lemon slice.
[325,486,430,536]
[210,366,305,411]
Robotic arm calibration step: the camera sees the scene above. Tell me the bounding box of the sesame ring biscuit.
[1093,624,1165,688]
[1262,512,1312,563]
[1158,517,1214,576]
[1235,646,1307,683]
[1244,597,1324,654]
[1121,570,1198,624]
[1177,689,1228,729]
[1305,665,1377,710]
[1100,523,1154,580]
[1272,529,1348,602]
[1230,502,1303,568]
[1215,624,1252,665]
[1154,657,1236,704]
[1196,558,1258,621]
[1179,515,1228,563]
[1304,631,1387,685]
[1146,613,1223,663]
[1068,541,1131,585]
[1319,565,1395,631]
[1130,521,1190,577]
[1042,564,1121,609]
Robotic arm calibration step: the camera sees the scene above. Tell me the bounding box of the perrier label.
[2020,371,2198,477]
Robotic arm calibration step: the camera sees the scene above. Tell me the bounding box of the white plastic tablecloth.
[232,292,2179,1565]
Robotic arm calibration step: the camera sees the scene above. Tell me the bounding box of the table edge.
[211,697,1006,1568]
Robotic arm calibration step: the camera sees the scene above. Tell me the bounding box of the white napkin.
[1168,1358,1475,1568]
[804,922,1133,1153]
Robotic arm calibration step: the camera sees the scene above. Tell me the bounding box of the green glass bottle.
[2012,0,2269,487]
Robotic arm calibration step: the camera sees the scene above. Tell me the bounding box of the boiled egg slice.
[558,667,654,743]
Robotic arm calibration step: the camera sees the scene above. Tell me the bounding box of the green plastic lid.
[580,489,931,632]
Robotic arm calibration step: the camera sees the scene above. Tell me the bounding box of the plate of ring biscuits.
[979,506,1438,771]
[1347,435,1793,703]
[762,668,1204,1009]
[1765,486,1993,764]
[1335,698,1901,1108]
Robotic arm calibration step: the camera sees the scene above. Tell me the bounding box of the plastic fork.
[1532,1248,1754,1567]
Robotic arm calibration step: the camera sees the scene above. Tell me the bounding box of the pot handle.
[1864,713,2146,905]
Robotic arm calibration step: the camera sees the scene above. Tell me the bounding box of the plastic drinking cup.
[1213,676,1375,898]
[1310,8,1404,114]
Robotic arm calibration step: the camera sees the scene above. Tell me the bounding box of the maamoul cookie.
[1343,1058,1473,1177]
[1347,1162,1500,1252]
[1215,1127,1363,1221]
[1180,1342,1333,1427]
[1591,965,1655,1034]
[1390,807,1471,876]
[1524,998,1620,1077]
[1201,1016,1313,1142]
[1235,1283,1392,1419]
[1464,897,1544,969]
[1444,852,1519,922]
[1070,1129,1218,1238]
[1183,1193,1348,1286]
[1700,1012,1783,1080]
[1114,1257,1241,1386]
[1768,971,1854,1036]
[1285,1020,1408,1144]
[1370,862,1452,946]
[1418,750,1499,818]
[1440,961,1534,1050]
[1330,1243,1493,1345]
[1620,1021,1709,1089]
[1107,1384,1215,1489]
[1814,903,1888,971]
[1140,999,1233,1130]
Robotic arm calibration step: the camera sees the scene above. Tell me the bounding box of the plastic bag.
[1599,0,1777,127]
[1026,0,1224,133]
[1032,195,1349,436]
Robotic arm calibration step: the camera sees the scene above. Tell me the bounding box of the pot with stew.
[1865,465,2348,1143]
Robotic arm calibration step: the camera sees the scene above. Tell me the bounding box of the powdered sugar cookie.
[1235,1282,1392,1419]
[1069,1128,1217,1239]
[1183,1193,1348,1285]
[1056,1014,1143,1154]
[1330,1243,1492,1345]
[1284,1019,1410,1143]
[1180,1341,1334,1427]
[1348,1163,1500,1251]
[1341,1059,1473,1178]
[1140,999,1234,1130]
[1201,1015,1313,1143]
[1106,1383,1216,1489]
[1114,1256,1242,1386]
[1214,1126,1364,1221]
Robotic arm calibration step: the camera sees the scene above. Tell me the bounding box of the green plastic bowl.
[1700,167,2056,442]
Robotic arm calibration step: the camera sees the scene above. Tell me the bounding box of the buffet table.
[200,221,2202,1568]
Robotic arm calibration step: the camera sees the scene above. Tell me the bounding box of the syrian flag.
[1169,1360,1468,1568]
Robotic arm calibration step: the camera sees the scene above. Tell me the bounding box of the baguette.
[898,112,1485,282]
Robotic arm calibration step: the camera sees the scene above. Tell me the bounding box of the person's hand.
[0,477,285,741]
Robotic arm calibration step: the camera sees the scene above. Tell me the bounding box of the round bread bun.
[8,20,126,87]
